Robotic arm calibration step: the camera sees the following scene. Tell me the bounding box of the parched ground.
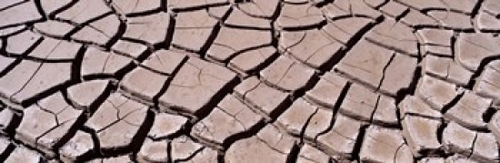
[0,0,500,162]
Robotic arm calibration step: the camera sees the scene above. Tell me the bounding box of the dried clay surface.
[0,0,500,163]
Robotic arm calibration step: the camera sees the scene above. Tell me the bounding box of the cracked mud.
[0,0,500,163]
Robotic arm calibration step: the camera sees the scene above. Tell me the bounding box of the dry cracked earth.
[1,0,500,162]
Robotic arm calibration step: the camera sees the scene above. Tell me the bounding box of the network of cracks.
[1,0,500,162]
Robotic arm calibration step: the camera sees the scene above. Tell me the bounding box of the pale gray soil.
[0,0,499,162]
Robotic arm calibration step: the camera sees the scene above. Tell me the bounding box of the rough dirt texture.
[0,0,500,163]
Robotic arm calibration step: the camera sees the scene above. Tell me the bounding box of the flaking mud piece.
[28,37,82,60]
[55,0,112,24]
[4,145,44,163]
[483,0,500,16]
[0,61,16,77]
[417,29,454,57]
[59,130,95,162]
[422,55,473,86]
[378,53,418,96]
[138,136,218,163]
[276,98,332,140]
[111,40,148,59]
[15,92,84,157]
[443,0,478,14]
[84,93,148,155]
[417,75,462,111]
[89,155,134,163]
[108,0,161,15]
[236,0,280,19]
[0,136,11,156]
[67,80,111,109]
[316,114,363,160]
[0,107,16,131]
[471,133,500,162]
[228,46,278,77]
[124,13,171,45]
[34,21,74,38]
[0,25,26,37]
[0,1,42,28]
[283,0,308,5]
[4,30,41,54]
[0,38,83,107]
[121,66,168,104]
[137,139,169,162]
[191,94,264,148]
[339,84,398,126]
[418,157,445,163]
[80,47,133,77]
[276,3,324,30]
[39,0,72,16]
[379,1,408,18]
[0,36,80,103]
[225,9,272,30]
[321,0,381,20]
[233,77,289,121]
[445,154,478,162]
[148,112,188,140]
[477,8,500,31]
[140,50,187,75]
[365,19,419,56]
[322,17,373,45]
[441,122,476,157]
[296,143,331,163]
[0,39,81,107]
[72,14,120,46]
[401,115,442,157]
[444,91,492,130]
[398,96,443,119]
[455,33,500,71]
[427,11,474,30]
[0,58,68,105]
[207,26,272,63]
[396,0,448,11]
[167,0,228,11]
[120,50,186,104]
[207,5,231,20]
[489,112,500,142]
[359,125,413,163]
[475,60,500,103]
[364,0,386,8]
[225,124,297,163]
[336,40,417,96]
[281,16,375,70]
[260,55,315,92]
[279,28,343,69]
[0,0,24,10]
[172,10,219,52]
[305,72,348,108]
[158,57,236,117]
[0,31,38,71]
